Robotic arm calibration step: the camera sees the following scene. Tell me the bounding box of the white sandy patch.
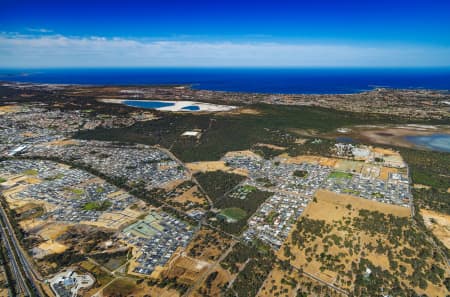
[98,98,236,112]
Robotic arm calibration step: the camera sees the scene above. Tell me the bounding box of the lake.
[405,134,450,153]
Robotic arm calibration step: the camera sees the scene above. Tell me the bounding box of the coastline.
[1,67,450,95]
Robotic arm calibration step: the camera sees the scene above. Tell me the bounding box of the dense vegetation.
[413,188,450,215]
[194,170,246,203]
[214,188,273,234]
[76,104,415,162]
[83,200,112,211]
[221,241,276,297]
[293,170,308,178]
[398,147,450,191]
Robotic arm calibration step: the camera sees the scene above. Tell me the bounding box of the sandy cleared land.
[257,265,300,297]
[102,277,181,297]
[187,160,249,176]
[278,191,405,285]
[279,190,447,296]
[378,166,399,180]
[34,241,68,258]
[334,159,363,172]
[172,186,208,205]
[421,209,450,249]
[254,143,286,150]
[308,189,411,218]
[163,254,210,285]
[224,150,262,159]
[187,161,231,173]
[193,266,232,297]
[37,222,70,240]
[220,107,261,116]
[280,154,338,167]
[185,228,233,263]
[45,138,80,146]
[81,206,143,230]
[0,104,21,114]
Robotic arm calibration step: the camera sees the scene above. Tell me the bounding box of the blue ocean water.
[1,68,450,94]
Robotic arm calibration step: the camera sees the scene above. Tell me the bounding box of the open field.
[282,153,404,182]
[163,254,210,285]
[257,265,300,297]
[102,277,181,297]
[186,228,233,263]
[421,209,450,249]
[0,104,21,114]
[280,154,338,167]
[187,161,231,172]
[33,241,68,259]
[171,185,207,205]
[79,260,114,296]
[194,266,232,297]
[279,190,448,296]
[220,207,247,221]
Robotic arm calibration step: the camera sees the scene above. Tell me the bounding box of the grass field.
[83,200,112,211]
[220,207,247,221]
[329,171,353,179]
[69,188,85,196]
[103,278,136,296]
[23,169,38,176]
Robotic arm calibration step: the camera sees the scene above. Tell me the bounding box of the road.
[299,269,349,296]
[0,209,33,296]
[160,146,349,295]
[0,201,46,297]
[156,145,214,207]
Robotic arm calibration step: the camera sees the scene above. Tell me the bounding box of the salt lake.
[405,134,450,152]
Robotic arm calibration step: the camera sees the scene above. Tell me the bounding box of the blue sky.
[1,0,450,67]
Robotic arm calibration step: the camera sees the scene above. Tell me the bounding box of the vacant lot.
[186,228,233,263]
[279,190,448,296]
[421,209,450,249]
[102,277,181,297]
[257,265,300,297]
[195,266,232,297]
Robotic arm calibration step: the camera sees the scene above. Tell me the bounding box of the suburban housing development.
[0,83,448,297]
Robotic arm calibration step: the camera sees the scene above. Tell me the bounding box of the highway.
[0,213,32,296]
[0,201,45,297]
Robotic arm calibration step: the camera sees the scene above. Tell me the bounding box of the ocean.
[0,68,450,94]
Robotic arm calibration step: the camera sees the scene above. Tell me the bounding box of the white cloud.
[25,27,53,34]
[0,33,449,67]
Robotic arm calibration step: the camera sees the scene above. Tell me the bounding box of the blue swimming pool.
[123,100,175,109]
[405,134,450,153]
